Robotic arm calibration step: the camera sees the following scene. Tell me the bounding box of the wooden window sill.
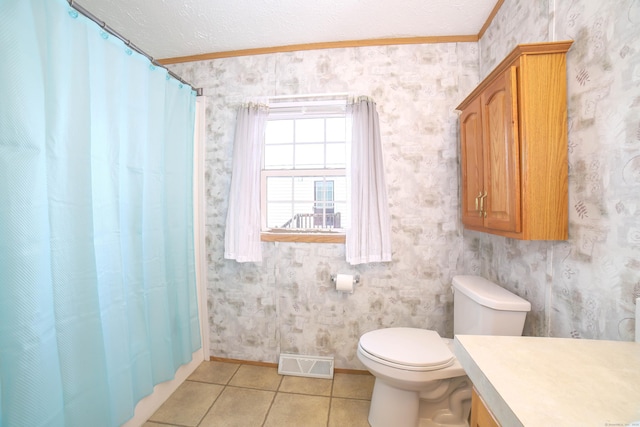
[260,232,345,243]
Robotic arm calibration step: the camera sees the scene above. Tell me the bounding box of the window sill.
[260,231,345,243]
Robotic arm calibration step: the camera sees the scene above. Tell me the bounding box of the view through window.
[261,105,349,233]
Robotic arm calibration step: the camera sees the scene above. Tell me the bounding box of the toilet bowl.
[357,328,470,427]
[357,275,532,427]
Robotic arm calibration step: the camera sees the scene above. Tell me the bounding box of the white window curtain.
[346,97,392,265]
[224,103,268,262]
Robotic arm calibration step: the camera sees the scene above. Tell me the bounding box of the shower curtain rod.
[67,0,203,96]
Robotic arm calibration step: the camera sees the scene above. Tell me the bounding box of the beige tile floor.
[144,361,374,427]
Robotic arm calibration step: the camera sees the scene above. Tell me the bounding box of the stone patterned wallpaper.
[169,0,640,369]
[468,0,640,340]
[169,43,478,368]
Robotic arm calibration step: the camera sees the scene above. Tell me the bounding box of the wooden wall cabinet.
[457,41,573,240]
[470,388,501,427]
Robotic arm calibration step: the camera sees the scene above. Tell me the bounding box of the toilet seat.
[358,327,454,371]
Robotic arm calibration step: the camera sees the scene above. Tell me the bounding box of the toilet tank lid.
[452,275,531,311]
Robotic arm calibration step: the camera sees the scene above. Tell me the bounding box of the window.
[261,100,349,240]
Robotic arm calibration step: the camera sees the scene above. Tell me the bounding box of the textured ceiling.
[76,0,498,60]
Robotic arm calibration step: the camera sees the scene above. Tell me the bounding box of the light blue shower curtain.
[0,0,200,426]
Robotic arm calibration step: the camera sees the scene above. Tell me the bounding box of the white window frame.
[260,98,348,238]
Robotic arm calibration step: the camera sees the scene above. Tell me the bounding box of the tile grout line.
[194,380,225,427]
[260,374,283,427]
[260,391,277,427]
[328,373,336,427]
[147,362,373,427]
[195,362,240,426]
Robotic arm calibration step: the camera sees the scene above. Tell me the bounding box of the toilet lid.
[359,328,454,369]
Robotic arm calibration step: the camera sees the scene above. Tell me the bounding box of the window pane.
[293,177,317,202]
[266,120,293,144]
[265,178,347,230]
[295,144,324,168]
[333,202,348,228]
[293,202,315,214]
[295,119,324,143]
[264,145,293,169]
[326,143,346,168]
[267,202,293,228]
[333,177,347,200]
[326,118,346,142]
[291,202,316,228]
[266,177,292,201]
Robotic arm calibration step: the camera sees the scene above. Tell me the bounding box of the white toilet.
[357,275,531,427]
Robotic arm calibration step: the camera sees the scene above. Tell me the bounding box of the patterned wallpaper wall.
[169,0,640,368]
[469,0,640,340]
[169,44,478,368]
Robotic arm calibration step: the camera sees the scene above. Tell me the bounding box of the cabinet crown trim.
[456,40,573,111]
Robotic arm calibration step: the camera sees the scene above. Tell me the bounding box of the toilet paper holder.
[330,274,360,285]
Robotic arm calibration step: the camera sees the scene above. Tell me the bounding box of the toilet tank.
[453,275,531,336]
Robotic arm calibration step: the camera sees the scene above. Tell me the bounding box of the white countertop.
[454,335,640,427]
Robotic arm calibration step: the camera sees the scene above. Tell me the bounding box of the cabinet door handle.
[479,191,487,213]
[475,191,482,211]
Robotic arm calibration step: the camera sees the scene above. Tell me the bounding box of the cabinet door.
[481,65,521,233]
[471,388,501,427]
[459,97,484,228]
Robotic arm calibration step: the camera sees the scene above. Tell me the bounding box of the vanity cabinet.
[457,41,573,240]
[470,388,501,427]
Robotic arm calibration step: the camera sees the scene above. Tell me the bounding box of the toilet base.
[369,379,420,427]
[368,376,472,427]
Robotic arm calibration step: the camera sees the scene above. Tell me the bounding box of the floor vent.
[278,354,334,379]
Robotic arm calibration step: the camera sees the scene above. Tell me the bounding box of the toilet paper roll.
[335,274,354,293]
